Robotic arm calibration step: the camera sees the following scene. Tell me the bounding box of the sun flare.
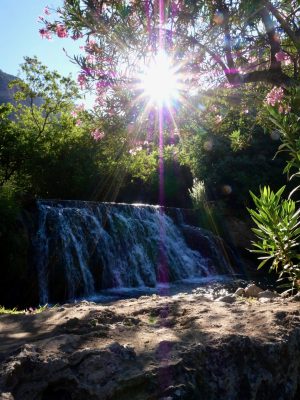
[140,52,180,106]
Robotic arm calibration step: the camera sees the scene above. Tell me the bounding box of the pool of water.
[81,274,249,304]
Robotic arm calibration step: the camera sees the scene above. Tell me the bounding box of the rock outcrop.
[0,292,300,400]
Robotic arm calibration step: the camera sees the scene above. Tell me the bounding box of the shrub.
[248,186,300,293]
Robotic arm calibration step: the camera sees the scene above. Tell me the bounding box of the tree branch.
[260,7,282,71]
[241,69,293,86]
[264,0,300,52]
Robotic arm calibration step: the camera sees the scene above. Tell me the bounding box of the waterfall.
[34,200,233,304]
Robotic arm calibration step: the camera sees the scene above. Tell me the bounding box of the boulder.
[216,295,236,304]
[257,290,279,300]
[244,284,263,298]
[234,287,245,297]
[291,292,300,302]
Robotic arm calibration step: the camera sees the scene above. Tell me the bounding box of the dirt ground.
[1,292,299,361]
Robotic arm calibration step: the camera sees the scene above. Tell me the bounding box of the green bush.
[248,186,300,293]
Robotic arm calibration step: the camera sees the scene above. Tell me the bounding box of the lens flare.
[141,52,179,106]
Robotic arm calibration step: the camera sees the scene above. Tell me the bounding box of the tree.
[0,57,86,195]
[40,0,300,101]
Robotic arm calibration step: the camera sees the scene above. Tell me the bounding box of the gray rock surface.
[0,293,300,400]
[216,294,236,303]
[258,290,280,299]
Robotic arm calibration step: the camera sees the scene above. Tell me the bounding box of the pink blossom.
[78,103,85,111]
[275,51,288,62]
[95,96,105,106]
[91,129,105,141]
[39,28,52,40]
[56,24,68,38]
[278,104,291,114]
[248,56,258,64]
[71,110,78,118]
[86,54,96,64]
[44,6,51,16]
[265,87,284,106]
[75,119,82,126]
[88,39,96,46]
[77,74,87,89]
[224,82,234,89]
[71,32,83,41]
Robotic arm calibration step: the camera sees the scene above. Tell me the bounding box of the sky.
[0,0,82,79]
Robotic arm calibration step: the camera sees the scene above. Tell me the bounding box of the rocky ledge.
[0,289,300,400]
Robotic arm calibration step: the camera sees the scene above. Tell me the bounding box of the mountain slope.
[0,69,18,104]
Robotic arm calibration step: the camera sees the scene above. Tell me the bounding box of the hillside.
[0,69,18,104]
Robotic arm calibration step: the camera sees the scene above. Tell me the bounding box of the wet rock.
[258,290,279,299]
[234,287,245,297]
[291,292,300,302]
[244,284,263,298]
[0,393,14,400]
[216,295,236,304]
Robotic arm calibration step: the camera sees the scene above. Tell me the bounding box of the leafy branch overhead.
[39,0,300,104]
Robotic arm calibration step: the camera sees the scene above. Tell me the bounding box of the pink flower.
[91,129,105,141]
[275,51,292,65]
[39,28,52,40]
[278,104,291,114]
[71,32,83,41]
[77,74,87,89]
[76,103,85,111]
[275,51,287,62]
[56,24,68,38]
[44,6,51,15]
[224,82,234,89]
[265,87,284,106]
[71,110,78,117]
[86,54,96,64]
[75,119,82,126]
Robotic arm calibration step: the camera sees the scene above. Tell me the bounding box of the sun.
[140,52,180,106]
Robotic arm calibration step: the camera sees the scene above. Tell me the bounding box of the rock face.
[0,69,43,107]
[0,293,300,400]
[0,70,16,104]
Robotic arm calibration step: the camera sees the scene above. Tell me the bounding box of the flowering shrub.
[249,88,300,294]
[91,129,105,141]
[265,87,284,106]
[265,87,291,114]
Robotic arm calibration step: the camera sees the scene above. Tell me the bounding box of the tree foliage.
[41,0,300,101]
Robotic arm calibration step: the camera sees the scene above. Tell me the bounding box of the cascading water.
[34,200,234,304]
